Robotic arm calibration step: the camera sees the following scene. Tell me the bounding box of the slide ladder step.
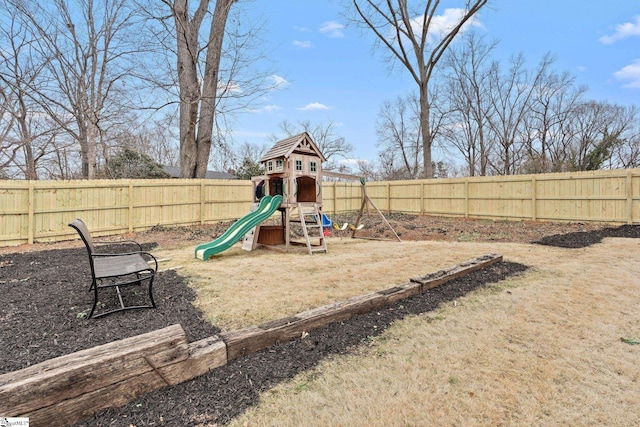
[297,203,327,255]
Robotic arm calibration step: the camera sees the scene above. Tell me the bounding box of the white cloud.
[599,16,640,44]
[614,59,640,88]
[297,102,330,111]
[339,158,365,166]
[410,8,483,45]
[218,80,242,94]
[264,104,283,113]
[247,104,283,114]
[319,21,345,38]
[293,25,312,33]
[293,40,312,49]
[271,74,289,88]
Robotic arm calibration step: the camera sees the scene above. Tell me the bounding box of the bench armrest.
[94,240,143,251]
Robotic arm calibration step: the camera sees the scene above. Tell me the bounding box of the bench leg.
[88,278,99,319]
[115,285,125,310]
[88,274,156,319]
[148,275,156,308]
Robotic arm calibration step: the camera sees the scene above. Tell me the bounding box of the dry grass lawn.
[156,238,506,331]
[155,236,640,426]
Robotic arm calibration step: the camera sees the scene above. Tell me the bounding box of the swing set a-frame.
[323,171,401,242]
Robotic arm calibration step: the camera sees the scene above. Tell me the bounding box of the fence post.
[386,182,391,213]
[626,171,633,224]
[531,176,537,221]
[337,182,341,213]
[28,181,35,244]
[128,181,134,233]
[464,178,469,218]
[420,181,425,215]
[201,180,206,225]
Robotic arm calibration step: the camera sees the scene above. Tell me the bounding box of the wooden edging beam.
[0,324,191,427]
[221,253,502,361]
[0,253,502,427]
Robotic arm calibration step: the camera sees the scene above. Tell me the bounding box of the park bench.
[68,218,158,319]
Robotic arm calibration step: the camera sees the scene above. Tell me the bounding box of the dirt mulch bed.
[328,212,612,244]
[0,215,619,257]
[0,244,220,375]
[1,217,639,426]
[533,224,640,248]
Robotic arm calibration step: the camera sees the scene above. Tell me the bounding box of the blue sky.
[232,0,640,164]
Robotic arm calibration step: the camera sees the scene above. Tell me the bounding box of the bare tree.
[442,33,496,176]
[484,53,552,174]
[375,87,452,179]
[521,68,587,173]
[0,7,68,180]
[376,93,422,178]
[351,0,488,178]
[157,0,235,178]
[36,136,77,179]
[355,158,383,182]
[140,0,279,177]
[109,119,180,169]
[611,121,640,169]
[376,149,413,180]
[441,35,640,176]
[228,141,267,179]
[0,83,18,178]
[569,101,636,171]
[234,141,268,164]
[7,0,144,179]
[276,120,354,165]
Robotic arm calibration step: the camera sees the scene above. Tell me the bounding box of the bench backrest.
[69,218,95,255]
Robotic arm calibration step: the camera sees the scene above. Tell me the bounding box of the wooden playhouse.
[248,132,328,254]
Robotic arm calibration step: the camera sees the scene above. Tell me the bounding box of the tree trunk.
[78,114,97,178]
[194,0,234,178]
[17,107,37,180]
[173,0,235,178]
[23,142,37,180]
[419,83,433,178]
[174,0,204,178]
[78,123,91,178]
[86,119,101,178]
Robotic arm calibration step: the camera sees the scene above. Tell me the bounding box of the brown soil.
[0,214,610,256]
[1,215,638,426]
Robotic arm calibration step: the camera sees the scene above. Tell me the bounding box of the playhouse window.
[275,159,283,171]
[295,160,303,171]
[267,161,273,172]
[310,161,317,172]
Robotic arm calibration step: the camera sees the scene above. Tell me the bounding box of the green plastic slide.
[195,195,283,260]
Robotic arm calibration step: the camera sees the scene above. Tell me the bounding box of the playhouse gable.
[260,132,326,164]
[253,131,326,208]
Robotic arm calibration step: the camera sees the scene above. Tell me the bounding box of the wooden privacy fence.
[1,169,639,247]
[367,169,640,224]
[0,179,254,247]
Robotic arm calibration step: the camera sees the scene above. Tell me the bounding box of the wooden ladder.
[297,203,327,255]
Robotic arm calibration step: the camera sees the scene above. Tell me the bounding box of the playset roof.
[260,132,326,163]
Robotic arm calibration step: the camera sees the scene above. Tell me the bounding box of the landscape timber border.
[0,253,502,427]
